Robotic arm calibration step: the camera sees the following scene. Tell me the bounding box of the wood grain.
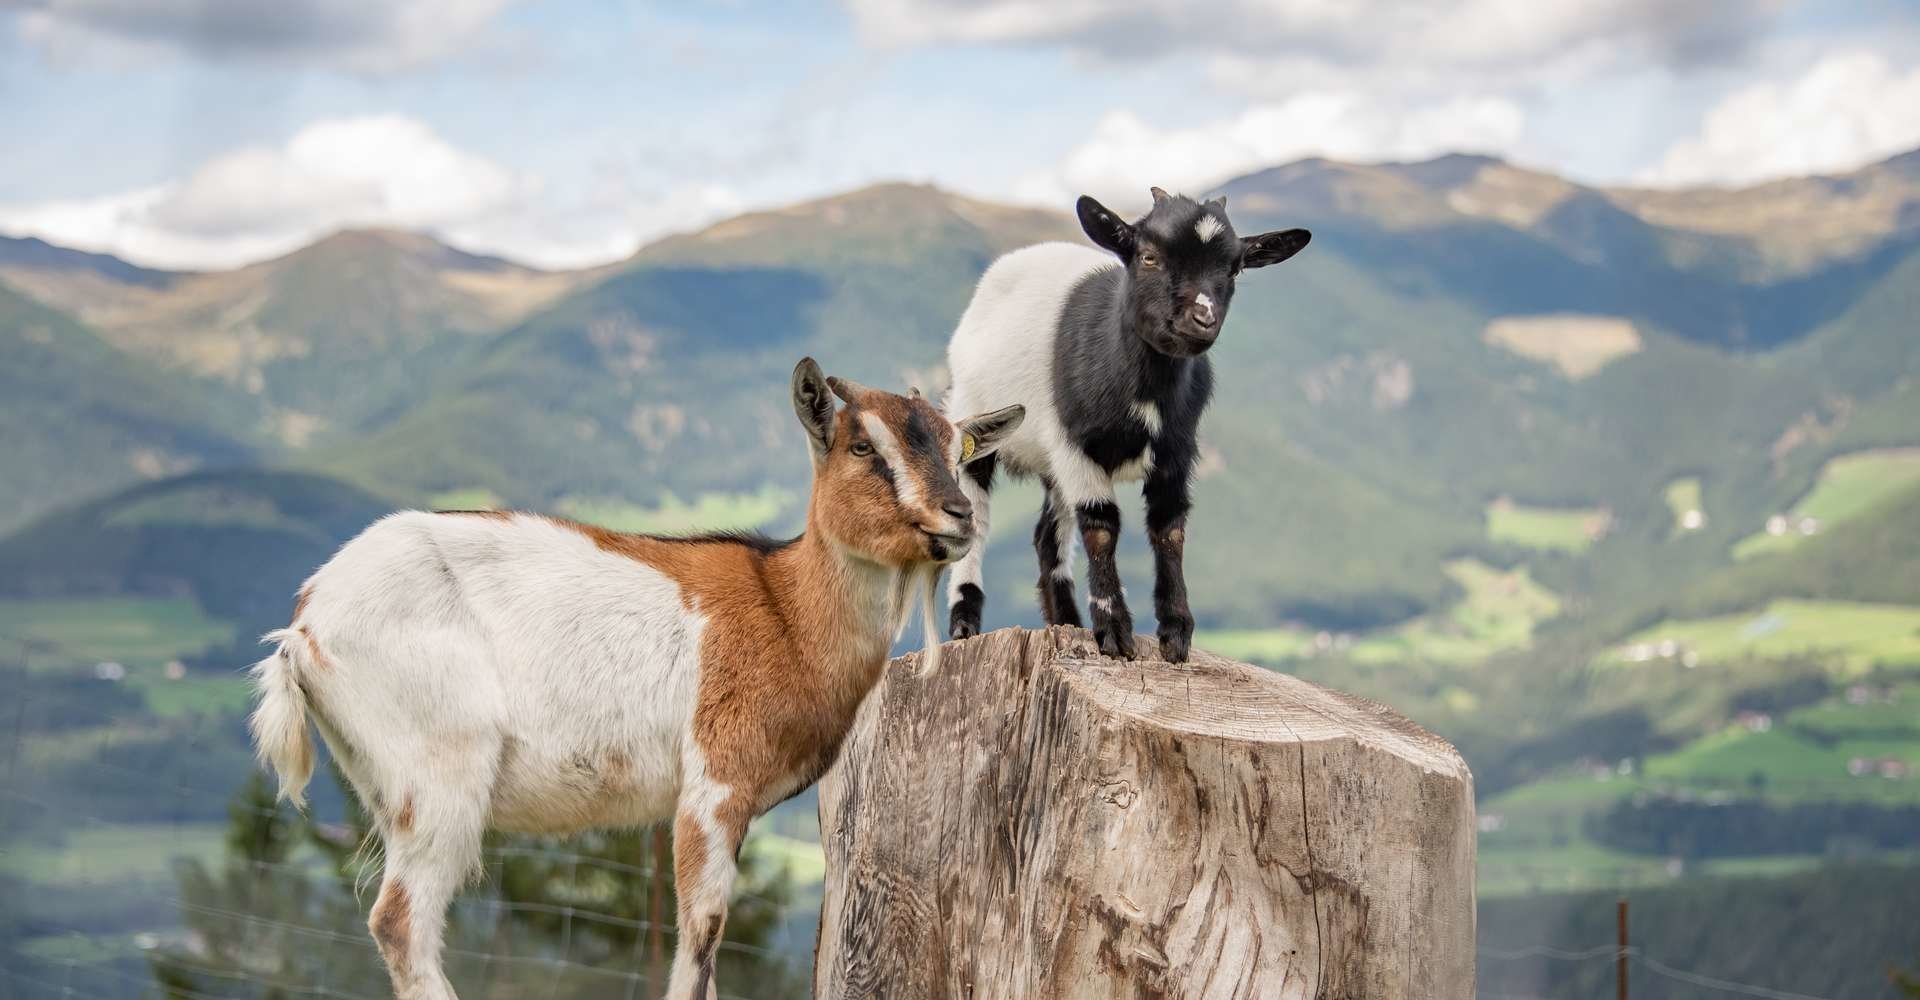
[815,627,1475,999]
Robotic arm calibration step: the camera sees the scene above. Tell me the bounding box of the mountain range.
[4,149,1918,647]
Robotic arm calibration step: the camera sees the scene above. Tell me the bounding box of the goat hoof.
[1157,624,1192,662]
[1096,623,1136,659]
[949,611,981,640]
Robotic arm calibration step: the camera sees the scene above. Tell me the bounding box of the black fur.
[1044,192,1299,661]
[674,530,798,557]
[1075,499,1132,657]
[955,191,1307,660]
[949,582,985,638]
[1033,486,1082,628]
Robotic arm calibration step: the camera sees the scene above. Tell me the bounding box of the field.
[1485,499,1610,553]
[0,822,226,886]
[1200,558,1559,667]
[1733,448,1920,559]
[1598,599,1920,675]
[0,597,232,669]
[556,487,793,534]
[1664,476,1704,535]
[1481,313,1642,379]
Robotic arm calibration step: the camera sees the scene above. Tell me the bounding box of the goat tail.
[918,565,944,677]
[249,629,316,809]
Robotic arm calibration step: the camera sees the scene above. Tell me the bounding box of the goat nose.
[943,499,973,522]
[1189,300,1217,328]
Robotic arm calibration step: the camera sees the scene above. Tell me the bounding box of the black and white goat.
[945,187,1310,660]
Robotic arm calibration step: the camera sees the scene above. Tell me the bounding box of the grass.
[1665,476,1705,535]
[132,672,254,718]
[1598,599,1920,675]
[1485,499,1610,553]
[556,487,792,535]
[1734,448,1920,560]
[747,832,827,884]
[0,821,227,886]
[1199,559,1559,668]
[0,597,233,669]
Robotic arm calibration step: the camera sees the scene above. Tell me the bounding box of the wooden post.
[1617,897,1629,1000]
[815,627,1477,998]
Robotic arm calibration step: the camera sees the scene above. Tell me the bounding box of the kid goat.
[946,187,1310,661]
[248,358,1022,1000]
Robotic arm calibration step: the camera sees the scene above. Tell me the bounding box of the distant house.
[1848,756,1912,780]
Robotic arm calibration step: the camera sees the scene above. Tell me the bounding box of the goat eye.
[850,441,874,457]
[1138,250,1160,269]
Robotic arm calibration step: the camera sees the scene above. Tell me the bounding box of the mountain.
[5,149,1919,632]
[0,282,252,532]
[1,228,592,449]
[321,185,1082,504]
[7,150,1920,934]
[0,468,393,638]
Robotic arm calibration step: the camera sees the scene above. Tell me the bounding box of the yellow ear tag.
[961,434,977,462]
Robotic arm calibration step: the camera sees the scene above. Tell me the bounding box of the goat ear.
[1076,195,1136,258]
[792,357,835,459]
[1241,228,1311,269]
[956,405,1025,462]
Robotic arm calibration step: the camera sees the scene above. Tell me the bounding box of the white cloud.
[845,0,1781,83]
[1639,51,1920,187]
[1013,94,1525,206]
[13,0,515,73]
[0,115,735,270]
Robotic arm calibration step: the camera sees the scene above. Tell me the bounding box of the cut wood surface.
[815,626,1475,999]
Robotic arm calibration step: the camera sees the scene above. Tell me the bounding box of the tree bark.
[815,627,1475,999]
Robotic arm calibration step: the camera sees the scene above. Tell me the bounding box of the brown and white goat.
[248,357,1022,1000]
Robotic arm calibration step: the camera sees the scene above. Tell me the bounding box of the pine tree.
[150,768,807,999]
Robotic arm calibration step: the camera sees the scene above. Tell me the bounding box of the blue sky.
[3,0,1917,269]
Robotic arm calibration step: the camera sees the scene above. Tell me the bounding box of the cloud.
[0,114,735,270]
[845,0,1784,85]
[1013,94,1526,206]
[1638,51,1920,187]
[11,0,515,72]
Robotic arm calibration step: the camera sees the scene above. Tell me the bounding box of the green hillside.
[0,283,253,532]
[5,152,1920,977]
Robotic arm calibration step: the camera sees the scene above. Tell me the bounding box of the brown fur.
[556,390,961,835]
[298,626,332,671]
[393,793,415,834]
[437,508,513,521]
[291,583,313,622]
[371,880,412,977]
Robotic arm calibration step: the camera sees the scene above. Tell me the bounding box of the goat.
[248,357,1022,1000]
[944,187,1310,661]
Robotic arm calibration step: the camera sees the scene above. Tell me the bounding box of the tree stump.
[815,627,1475,999]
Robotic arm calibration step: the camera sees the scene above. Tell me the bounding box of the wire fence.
[4,649,1900,1000]
[1479,941,1842,1000]
[0,673,821,1000]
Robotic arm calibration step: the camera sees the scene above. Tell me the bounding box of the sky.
[1,0,1917,271]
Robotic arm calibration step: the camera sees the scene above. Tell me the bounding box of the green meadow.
[1733,449,1920,560]
[1598,599,1920,675]
[1485,500,1610,553]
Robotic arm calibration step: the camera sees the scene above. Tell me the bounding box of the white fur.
[1131,399,1163,437]
[946,242,1118,607]
[861,411,922,513]
[1195,215,1224,243]
[250,511,729,999]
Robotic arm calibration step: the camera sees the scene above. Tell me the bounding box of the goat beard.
[885,563,948,677]
[917,563,945,677]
